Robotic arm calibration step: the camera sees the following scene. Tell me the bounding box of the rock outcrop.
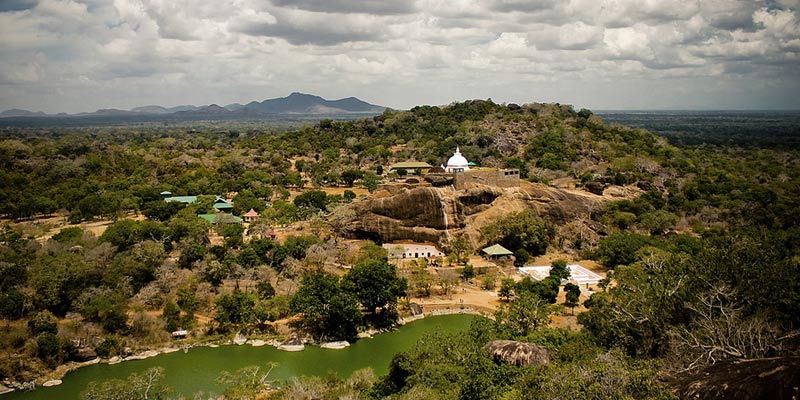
[350,180,625,249]
[74,347,97,362]
[668,356,800,400]
[483,340,552,367]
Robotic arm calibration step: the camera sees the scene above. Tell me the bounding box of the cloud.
[489,0,558,13]
[269,0,417,15]
[530,21,604,50]
[231,7,391,45]
[0,0,798,112]
[0,0,37,12]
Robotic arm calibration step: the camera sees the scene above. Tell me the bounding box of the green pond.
[8,314,476,399]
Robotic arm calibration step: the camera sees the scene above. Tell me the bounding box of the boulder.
[584,181,605,195]
[277,336,304,352]
[668,356,800,400]
[483,340,552,367]
[233,332,247,345]
[74,347,97,362]
[423,173,454,187]
[320,341,350,349]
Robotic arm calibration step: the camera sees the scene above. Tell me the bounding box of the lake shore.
[3,309,486,395]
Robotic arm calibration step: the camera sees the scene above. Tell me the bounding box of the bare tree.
[668,283,785,372]
[438,269,459,296]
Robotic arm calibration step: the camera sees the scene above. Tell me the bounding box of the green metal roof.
[482,244,513,256]
[165,196,197,204]
[198,213,242,224]
[389,161,433,169]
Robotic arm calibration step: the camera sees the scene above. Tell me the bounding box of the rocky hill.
[350,180,641,251]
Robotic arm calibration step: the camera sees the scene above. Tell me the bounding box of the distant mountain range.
[0,93,386,120]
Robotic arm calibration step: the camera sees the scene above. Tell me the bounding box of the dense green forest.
[599,110,800,148]
[1,101,799,399]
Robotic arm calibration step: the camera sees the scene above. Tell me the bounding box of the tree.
[514,248,529,267]
[481,274,496,291]
[82,367,171,400]
[410,265,433,297]
[499,278,515,301]
[438,269,458,296]
[564,283,581,315]
[162,301,181,332]
[217,365,276,400]
[36,332,68,367]
[341,169,364,187]
[480,209,552,256]
[362,172,380,193]
[219,222,245,249]
[142,200,185,222]
[256,281,276,300]
[595,232,660,267]
[449,236,471,263]
[52,227,84,243]
[638,210,678,235]
[495,291,551,337]
[168,209,210,244]
[343,189,356,202]
[0,288,25,322]
[344,259,407,318]
[232,190,264,215]
[549,259,570,281]
[28,310,58,336]
[81,292,130,334]
[460,264,475,281]
[214,288,256,332]
[293,190,328,213]
[290,271,361,341]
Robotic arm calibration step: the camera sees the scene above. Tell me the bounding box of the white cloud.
[0,0,797,112]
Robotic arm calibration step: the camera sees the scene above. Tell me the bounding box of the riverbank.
[5,315,479,400]
[2,309,486,396]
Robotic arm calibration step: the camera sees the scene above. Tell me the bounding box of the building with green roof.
[164,195,198,204]
[199,213,242,224]
[388,161,433,173]
[482,244,513,258]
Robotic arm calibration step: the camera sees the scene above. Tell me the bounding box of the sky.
[1,0,799,113]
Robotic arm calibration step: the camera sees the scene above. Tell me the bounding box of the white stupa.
[446,146,470,173]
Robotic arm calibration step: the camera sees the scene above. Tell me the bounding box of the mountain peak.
[247,93,385,114]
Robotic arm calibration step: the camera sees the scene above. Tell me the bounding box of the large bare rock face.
[350,181,619,249]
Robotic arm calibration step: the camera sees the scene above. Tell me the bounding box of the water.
[432,188,452,241]
[7,314,476,399]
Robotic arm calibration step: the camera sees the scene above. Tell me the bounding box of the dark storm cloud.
[270,0,417,15]
[0,0,37,12]
[489,0,558,13]
[232,16,385,46]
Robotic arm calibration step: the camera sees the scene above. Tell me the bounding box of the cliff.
[349,181,639,250]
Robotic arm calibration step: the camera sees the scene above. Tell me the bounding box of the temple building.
[445,146,470,173]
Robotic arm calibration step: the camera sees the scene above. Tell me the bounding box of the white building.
[445,146,470,173]
[383,243,445,259]
[518,264,605,286]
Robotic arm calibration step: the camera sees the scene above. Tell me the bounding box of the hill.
[0,93,386,125]
[244,92,385,114]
